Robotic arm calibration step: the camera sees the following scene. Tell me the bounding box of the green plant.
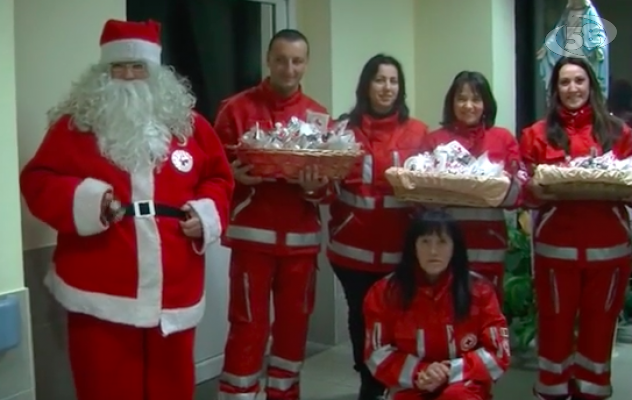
[503,212,537,352]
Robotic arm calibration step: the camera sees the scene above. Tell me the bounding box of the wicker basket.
[385,167,511,207]
[235,147,363,180]
[533,165,632,201]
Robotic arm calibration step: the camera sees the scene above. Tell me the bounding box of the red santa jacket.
[520,106,632,255]
[214,79,328,256]
[327,114,428,272]
[19,113,234,335]
[364,272,510,400]
[423,125,524,279]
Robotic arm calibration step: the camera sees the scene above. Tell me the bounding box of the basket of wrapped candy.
[385,141,512,207]
[233,111,363,180]
[532,150,632,200]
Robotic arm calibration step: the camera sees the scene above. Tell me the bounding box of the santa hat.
[99,19,162,65]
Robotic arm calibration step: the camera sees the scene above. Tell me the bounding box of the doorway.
[126,0,292,384]
[126,0,291,122]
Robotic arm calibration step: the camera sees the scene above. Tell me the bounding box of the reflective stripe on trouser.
[226,225,321,247]
[219,252,317,400]
[533,240,632,399]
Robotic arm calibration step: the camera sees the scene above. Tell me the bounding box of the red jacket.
[326,114,428,272]
[364,273,510,399]
[214,79,328,256]
[20,113,234,335]
[520,107,632,252]
[422,125,524,276]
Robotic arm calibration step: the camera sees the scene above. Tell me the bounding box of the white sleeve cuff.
[73,178,111,236]
[187,198,222,254]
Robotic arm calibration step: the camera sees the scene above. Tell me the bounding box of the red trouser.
[67,312,195,400]
[533,241,631,400]
[219,250,317,400]
[390,382,489,400]
[448,208,507,303]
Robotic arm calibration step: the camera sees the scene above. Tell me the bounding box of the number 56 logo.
[545,14,617,58]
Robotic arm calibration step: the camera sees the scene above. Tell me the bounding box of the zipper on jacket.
[331,213,354,238]
[535,207,557,238]
[231,187,256,221]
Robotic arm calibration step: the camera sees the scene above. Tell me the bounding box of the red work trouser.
[448,208,507,303]
[67,312,195,400]
[533,240,631,400]
[219,250,317,400]
[390,382,489,400]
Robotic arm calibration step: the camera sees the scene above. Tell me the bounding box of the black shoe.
[358,380,385,400]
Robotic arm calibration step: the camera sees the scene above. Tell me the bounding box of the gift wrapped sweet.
[384,141,512,207]
[234,111,363,180]
[532,150,632,200]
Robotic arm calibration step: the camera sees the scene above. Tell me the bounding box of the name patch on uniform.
[460,333,478,351]
[171,149,194,173]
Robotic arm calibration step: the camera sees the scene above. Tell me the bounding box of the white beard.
[93,80,173,173]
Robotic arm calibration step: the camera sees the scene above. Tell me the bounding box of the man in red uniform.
[215,30,328,400]
[19,19,234,400]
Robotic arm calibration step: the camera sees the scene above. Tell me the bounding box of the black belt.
[122,201,187,219]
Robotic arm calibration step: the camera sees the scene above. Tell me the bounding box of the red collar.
[558,104,592,130]
[451,122,486,139]
[258,78,304,111]
[416,268,452,299]
[360,113,400,139]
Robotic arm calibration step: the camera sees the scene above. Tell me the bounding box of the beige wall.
[16,0,127,252]
[0,0,23,295]
[414,0,516,131]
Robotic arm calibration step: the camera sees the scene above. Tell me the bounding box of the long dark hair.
[441,71,497,129]
[344,54,410,127]
[387,209,472,321]
[546,57,623,153]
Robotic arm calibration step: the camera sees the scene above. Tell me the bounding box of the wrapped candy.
[239,111,361,152]
[403,141,505,178]
[532,149,632,200]
[563,149,632,170]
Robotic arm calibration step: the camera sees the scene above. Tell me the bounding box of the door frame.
[246,0,297,30]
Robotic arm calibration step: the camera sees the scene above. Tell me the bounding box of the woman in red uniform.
[364,209,510,400]
[423,71,524,301]
[327,54,428,400]
[521,57,632,400]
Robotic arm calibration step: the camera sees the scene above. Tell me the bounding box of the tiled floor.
[195,341,632,400]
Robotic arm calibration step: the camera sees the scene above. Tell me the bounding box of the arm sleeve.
[187,114,235,254]
[519,127,543,209]
[20,119,111,236]
[213,100,239,162]
[499,131,527,209]
[447,287,511,385]
[363,282,428,389]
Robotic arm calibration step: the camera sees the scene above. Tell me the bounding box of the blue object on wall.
[0,294,21,353]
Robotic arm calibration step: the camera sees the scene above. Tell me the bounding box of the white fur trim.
[45,269,205,335]
[73,178,111,236]
[187,198,222,254]
[100,39,161,65]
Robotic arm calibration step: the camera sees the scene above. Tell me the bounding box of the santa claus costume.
[19,19,234,400]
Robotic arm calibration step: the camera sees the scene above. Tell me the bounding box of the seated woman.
[363,209,510,400]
